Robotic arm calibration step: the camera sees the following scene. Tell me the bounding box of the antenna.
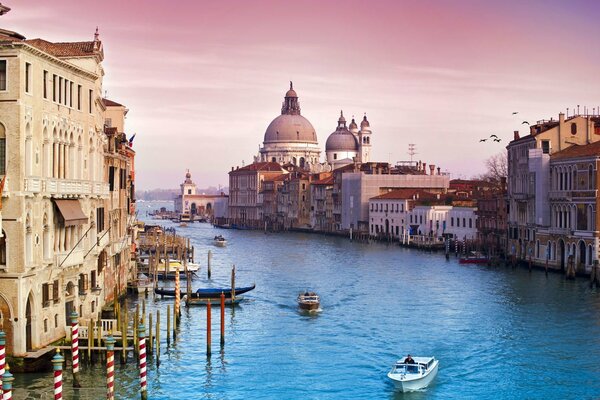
[408,144,417,163]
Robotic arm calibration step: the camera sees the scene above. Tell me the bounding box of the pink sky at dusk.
[3,0,600,189]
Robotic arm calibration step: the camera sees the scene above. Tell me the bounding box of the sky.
[3,0,600,189]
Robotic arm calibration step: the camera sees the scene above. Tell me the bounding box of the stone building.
[507,112,600,264]
[174,170,228,220]
[310,174,334,232]
[0,27,113,356]
[324,112,372,168]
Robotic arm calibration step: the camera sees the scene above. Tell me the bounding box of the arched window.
[588,244,593,266]
[25,123,32,176]
[25,213,33,266]
[77,135,82,180]
[43,214,51,260]
[571,122,577,135]
[68,132,74,179]
[42,127,50,178]
[0,230,6,267]
[589,165,594,190]
[88,137,94,181]
[0,123,6,175]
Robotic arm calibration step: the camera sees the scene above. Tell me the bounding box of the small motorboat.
[214,235,227,247]
[297,291,320,311]
[459,251,489,265]
[128,273,154,294]
[153,259,201,280]
[387,356,439,392]
[179,222,188,227]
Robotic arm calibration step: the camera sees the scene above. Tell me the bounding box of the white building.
[446,207,478,240]
[325,111,372,168]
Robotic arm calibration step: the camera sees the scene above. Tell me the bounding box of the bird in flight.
[490,134,498,138]
[512,111,519,115]
[493,138,502,142]
[480,138,488,142]
[522,121,530,125]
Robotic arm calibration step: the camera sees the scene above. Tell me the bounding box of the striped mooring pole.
[106,334,116,400]
[52,350,64,400]
[138,322,147,400]
[70,311,81,388]
[2,363,13,400]
[0,330,6,389]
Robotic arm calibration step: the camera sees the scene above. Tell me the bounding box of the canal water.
[15,205,600,399]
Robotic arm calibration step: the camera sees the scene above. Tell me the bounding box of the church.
[256,82,373,170]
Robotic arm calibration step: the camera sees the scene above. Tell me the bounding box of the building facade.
[174,170,228,220]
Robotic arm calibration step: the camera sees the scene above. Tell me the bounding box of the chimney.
[423,163,427,174]
[429,164,435,175]
[231,167,234,171]
[559,112,565,124]
[514,130,520,141]
[437,167,441,175]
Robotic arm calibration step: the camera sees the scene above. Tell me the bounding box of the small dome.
[285,89,297,97]
[361,114,370,129]
[264,114,317,143]
[349,117,358,130]
[326,113,359,152]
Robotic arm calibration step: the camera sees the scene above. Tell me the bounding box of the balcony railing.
[24,177,109,198]
[55,248,85,269]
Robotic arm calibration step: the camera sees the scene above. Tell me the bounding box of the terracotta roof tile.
[312,176,334,185]
[231,161,283,173]
[552,141,600,160]
[24,38,100,57]
[371,189,437,200]
[102,98,124,107]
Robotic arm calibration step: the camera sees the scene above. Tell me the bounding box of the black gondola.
[154,284,256,299]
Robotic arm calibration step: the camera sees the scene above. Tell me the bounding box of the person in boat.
[405,354,415,364]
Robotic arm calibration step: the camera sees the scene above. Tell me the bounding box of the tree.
[478,151,507,186]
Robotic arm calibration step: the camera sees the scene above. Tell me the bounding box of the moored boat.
[459,251,489,264]
[185,296,245,306]
[152,259,201,280]
[297,291,320,311]
[387,356,438,392]
[154,283,256,299]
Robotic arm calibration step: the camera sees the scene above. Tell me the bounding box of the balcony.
[55,248,85,269]
[548,227,572,235]
[549,189,597,201]
[24,177,109,198]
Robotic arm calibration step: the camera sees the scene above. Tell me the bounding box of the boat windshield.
[393,364,422,374]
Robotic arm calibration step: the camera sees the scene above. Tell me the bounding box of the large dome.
[264,114,317,143]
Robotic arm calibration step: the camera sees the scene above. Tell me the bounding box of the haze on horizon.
[3,0,600,190]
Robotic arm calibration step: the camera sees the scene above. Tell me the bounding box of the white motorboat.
[297,291,320,311]
[387,356,438,392]
[214,235,227,247]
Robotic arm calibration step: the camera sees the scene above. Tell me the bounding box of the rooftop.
[552,141,600,160]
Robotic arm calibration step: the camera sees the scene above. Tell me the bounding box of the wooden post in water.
[207,250,212,279]
[166,304,171,345]
[142,299,146,325]
[220,292,225,347]
[172,303,176,341]
[207,299,212,356]
[88,319,94,364]
[156,310,161,367]
[148,313,153,355]
[231,265,236,304]
[134,305,140,354]
[175,266,180,325]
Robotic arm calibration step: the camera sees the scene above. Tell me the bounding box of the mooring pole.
[70,311,81,388]
[220,292,225,347]
[207,299,212,357]
[138,322,147,400]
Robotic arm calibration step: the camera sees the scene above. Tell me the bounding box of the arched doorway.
[190,203,197,216]
[385,219,390,235]
[579,240,586,268]
[26,293,33,351]
[558,239,565,271]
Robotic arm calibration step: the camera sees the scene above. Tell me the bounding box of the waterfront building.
[0,27,114,355]
[446,206,478,240]
[275,171,311,230]
[257,82,321,169]
[532,141,600,272]
[102,98,137,301]
[368,189,432,239]
[507,112,600,264]
[475,180,508,257]
[342,162,450,233]
[228,162,286,228]
[260,173,286,230]
[174,170,228,220]
[310,174,334,232]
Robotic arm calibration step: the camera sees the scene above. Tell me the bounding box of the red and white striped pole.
[70,311,82,388]
[1,363,13,400]
[138,322,147,400]
[0,330,6,389]
[52,350,64,400]
[105,334,116,400]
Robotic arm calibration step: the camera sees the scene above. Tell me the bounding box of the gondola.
[154,283,256,299]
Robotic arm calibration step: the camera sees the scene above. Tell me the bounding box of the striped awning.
[54,199,88,226]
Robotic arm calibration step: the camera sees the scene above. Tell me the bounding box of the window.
[451,217,454,226]
[469,218,472,228]
[187,189,191,194]
[55,314,59,328]
[58,77,62,103]
[63,79,68,105]
[120,168,127,189]
[0,123,5,175]
[52,74,57,101]
[105,118,112,128]
[571,123,577,135]
[69,82,73,107]
[53,280,59,304]
[109,166,115,191]
[91,270,97,289]
[96,207,105,232]
[334,153,337,160]
[463,218,466,227]
[541,140,550,154]
[43,70,48,99]
[78,273,88,295]
[77,85,81,110]
[42,283,50,307]
[25,62,31,93]
[0,60,6,91]
[89,89,93,113]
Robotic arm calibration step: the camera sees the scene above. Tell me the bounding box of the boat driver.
[405,355,415,364]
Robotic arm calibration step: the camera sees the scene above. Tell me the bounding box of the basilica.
[255,82,372,170]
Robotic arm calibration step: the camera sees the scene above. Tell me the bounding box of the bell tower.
[358,114,372,163]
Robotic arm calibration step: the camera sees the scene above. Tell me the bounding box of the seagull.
[490,134,498,138]
[522,121,530,125]
[512,112,519,115]
[493,138,502,142]
[479,138,488,142]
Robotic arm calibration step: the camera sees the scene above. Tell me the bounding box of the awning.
[54,199,88,226]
